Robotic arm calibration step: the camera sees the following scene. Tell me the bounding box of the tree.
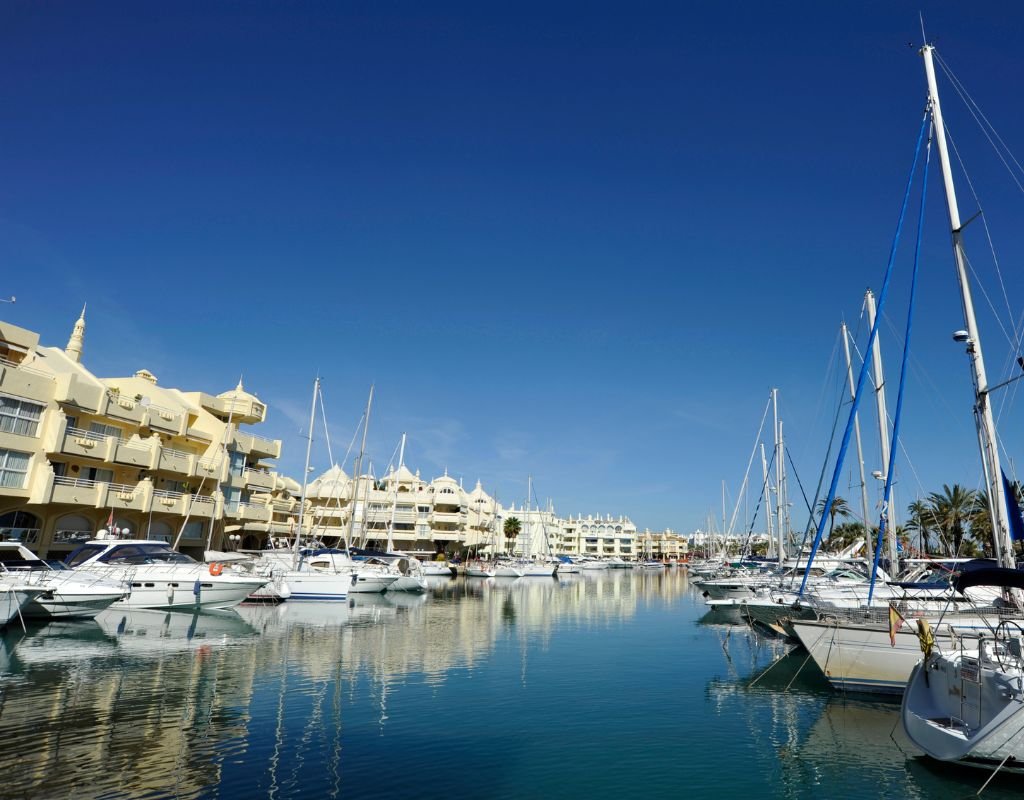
[905,499,936,555]
[503,517,521,555]
[827,521,868,553]
[816,496,851,541]
[927,484,976,556]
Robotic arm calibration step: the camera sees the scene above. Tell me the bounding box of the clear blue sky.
[3,2,1024,533]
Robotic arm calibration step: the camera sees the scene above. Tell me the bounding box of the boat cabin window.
[65,543,108,567]
[0,550,47,569]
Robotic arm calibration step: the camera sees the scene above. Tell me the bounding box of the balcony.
[429,510,463,524]
[50,476,102,506]
[242,466,275,491]
[100,480,149,512]
[184,494,217,519]
[60,426,111,460]
[102,392,146,425]
[152,489,189,515]
[233,430,281,459]
[0,356,54,405]
[112,438,156,468]
[227,502,272,523]
[157,447,193,475]
[141,403,185,435]
[430,530,462,542]
[193,457,226,482]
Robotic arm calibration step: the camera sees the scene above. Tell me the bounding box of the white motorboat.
[0,542,126,619]
[304,551,400,593]
[579,559,608,571]
[0,581,45,628]
[556,559,581,574]
[64,539,269,610]
[638,560,665,570]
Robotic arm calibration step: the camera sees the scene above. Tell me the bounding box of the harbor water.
[0,570,1017,799]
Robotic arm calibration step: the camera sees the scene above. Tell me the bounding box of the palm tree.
[905,499,935,555]
[927,484,976,556]
[968,490,995,557]
[816,496,851,542]
[503,517,521,555]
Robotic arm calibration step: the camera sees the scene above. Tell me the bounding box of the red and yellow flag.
[888,604,908,647]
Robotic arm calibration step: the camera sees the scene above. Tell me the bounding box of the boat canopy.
[953,567,1024,593]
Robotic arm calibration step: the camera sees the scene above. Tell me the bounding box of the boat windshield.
[98,544,196,565]
[65,543,108,567]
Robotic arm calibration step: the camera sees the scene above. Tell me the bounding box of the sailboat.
[899,41,1024,770]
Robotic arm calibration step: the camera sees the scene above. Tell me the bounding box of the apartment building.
[0,312,283,558]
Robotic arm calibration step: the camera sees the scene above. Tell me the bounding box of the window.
[84,467,114,483]
[0,449,30,488]
[89,421,122,440]
[0,396,44,437]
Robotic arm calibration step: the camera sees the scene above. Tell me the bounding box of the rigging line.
[877,311,963,427]
[739,447,775,557]
[871,120,933,603]
[795,325,844,468]
[726,394,774,538]
[944,122,1024,358]
[784,447,815,519]
[316,381,333,468]
[800,109,930,597]
[935,52,1024,186]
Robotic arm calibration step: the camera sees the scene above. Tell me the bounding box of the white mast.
[865,290,899,568]
[344,385,375,553]
[760,442,775,558]
[841,321,875,562]
[292,377,319,567]
[773,389,785,561]
[385,433,406,552]
[922,44,1014,568]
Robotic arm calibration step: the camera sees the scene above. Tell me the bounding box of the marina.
[2,569,1020,800]
[5,4,1024,797]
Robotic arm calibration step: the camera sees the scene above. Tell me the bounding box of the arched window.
[54,513,93,545]
[0,510,41,544]
[146,520,173,543]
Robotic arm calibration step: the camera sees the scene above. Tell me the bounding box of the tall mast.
[865,290,899,568]
[344,385,375,553]
[384,433,406,552]
[773,389,785,561]
[760,442,775,559]
[841,321,875,563]
[292,377,320,566]
[922,44,1013,568]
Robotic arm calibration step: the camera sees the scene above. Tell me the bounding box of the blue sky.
[3,2,1024,533]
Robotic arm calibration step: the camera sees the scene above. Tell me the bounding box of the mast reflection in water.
[0,569,1017,799]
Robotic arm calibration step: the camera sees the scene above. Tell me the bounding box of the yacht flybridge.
[65,538,269,610]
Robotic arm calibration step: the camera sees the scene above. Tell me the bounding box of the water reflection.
[0,571,693,799]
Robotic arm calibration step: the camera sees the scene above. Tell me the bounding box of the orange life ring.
[209,562,224,576]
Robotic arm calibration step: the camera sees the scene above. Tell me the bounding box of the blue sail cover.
[1002,470,1024,542]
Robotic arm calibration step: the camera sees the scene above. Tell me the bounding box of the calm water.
[0,570,1017,799]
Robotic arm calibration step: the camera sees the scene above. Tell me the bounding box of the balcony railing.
[52,528,91,545]
[66,426,111,443]
[54,475,99,489]
[0,526,40,544]
[0,357,53,380]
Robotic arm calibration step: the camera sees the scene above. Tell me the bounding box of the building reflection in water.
[0,568,692,799]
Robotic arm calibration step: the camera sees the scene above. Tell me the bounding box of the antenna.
[919,12,927,47]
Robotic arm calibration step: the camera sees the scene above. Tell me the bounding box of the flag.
[1002,470,1024,542]
[106,509,114,532]
[888,604,908,647]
